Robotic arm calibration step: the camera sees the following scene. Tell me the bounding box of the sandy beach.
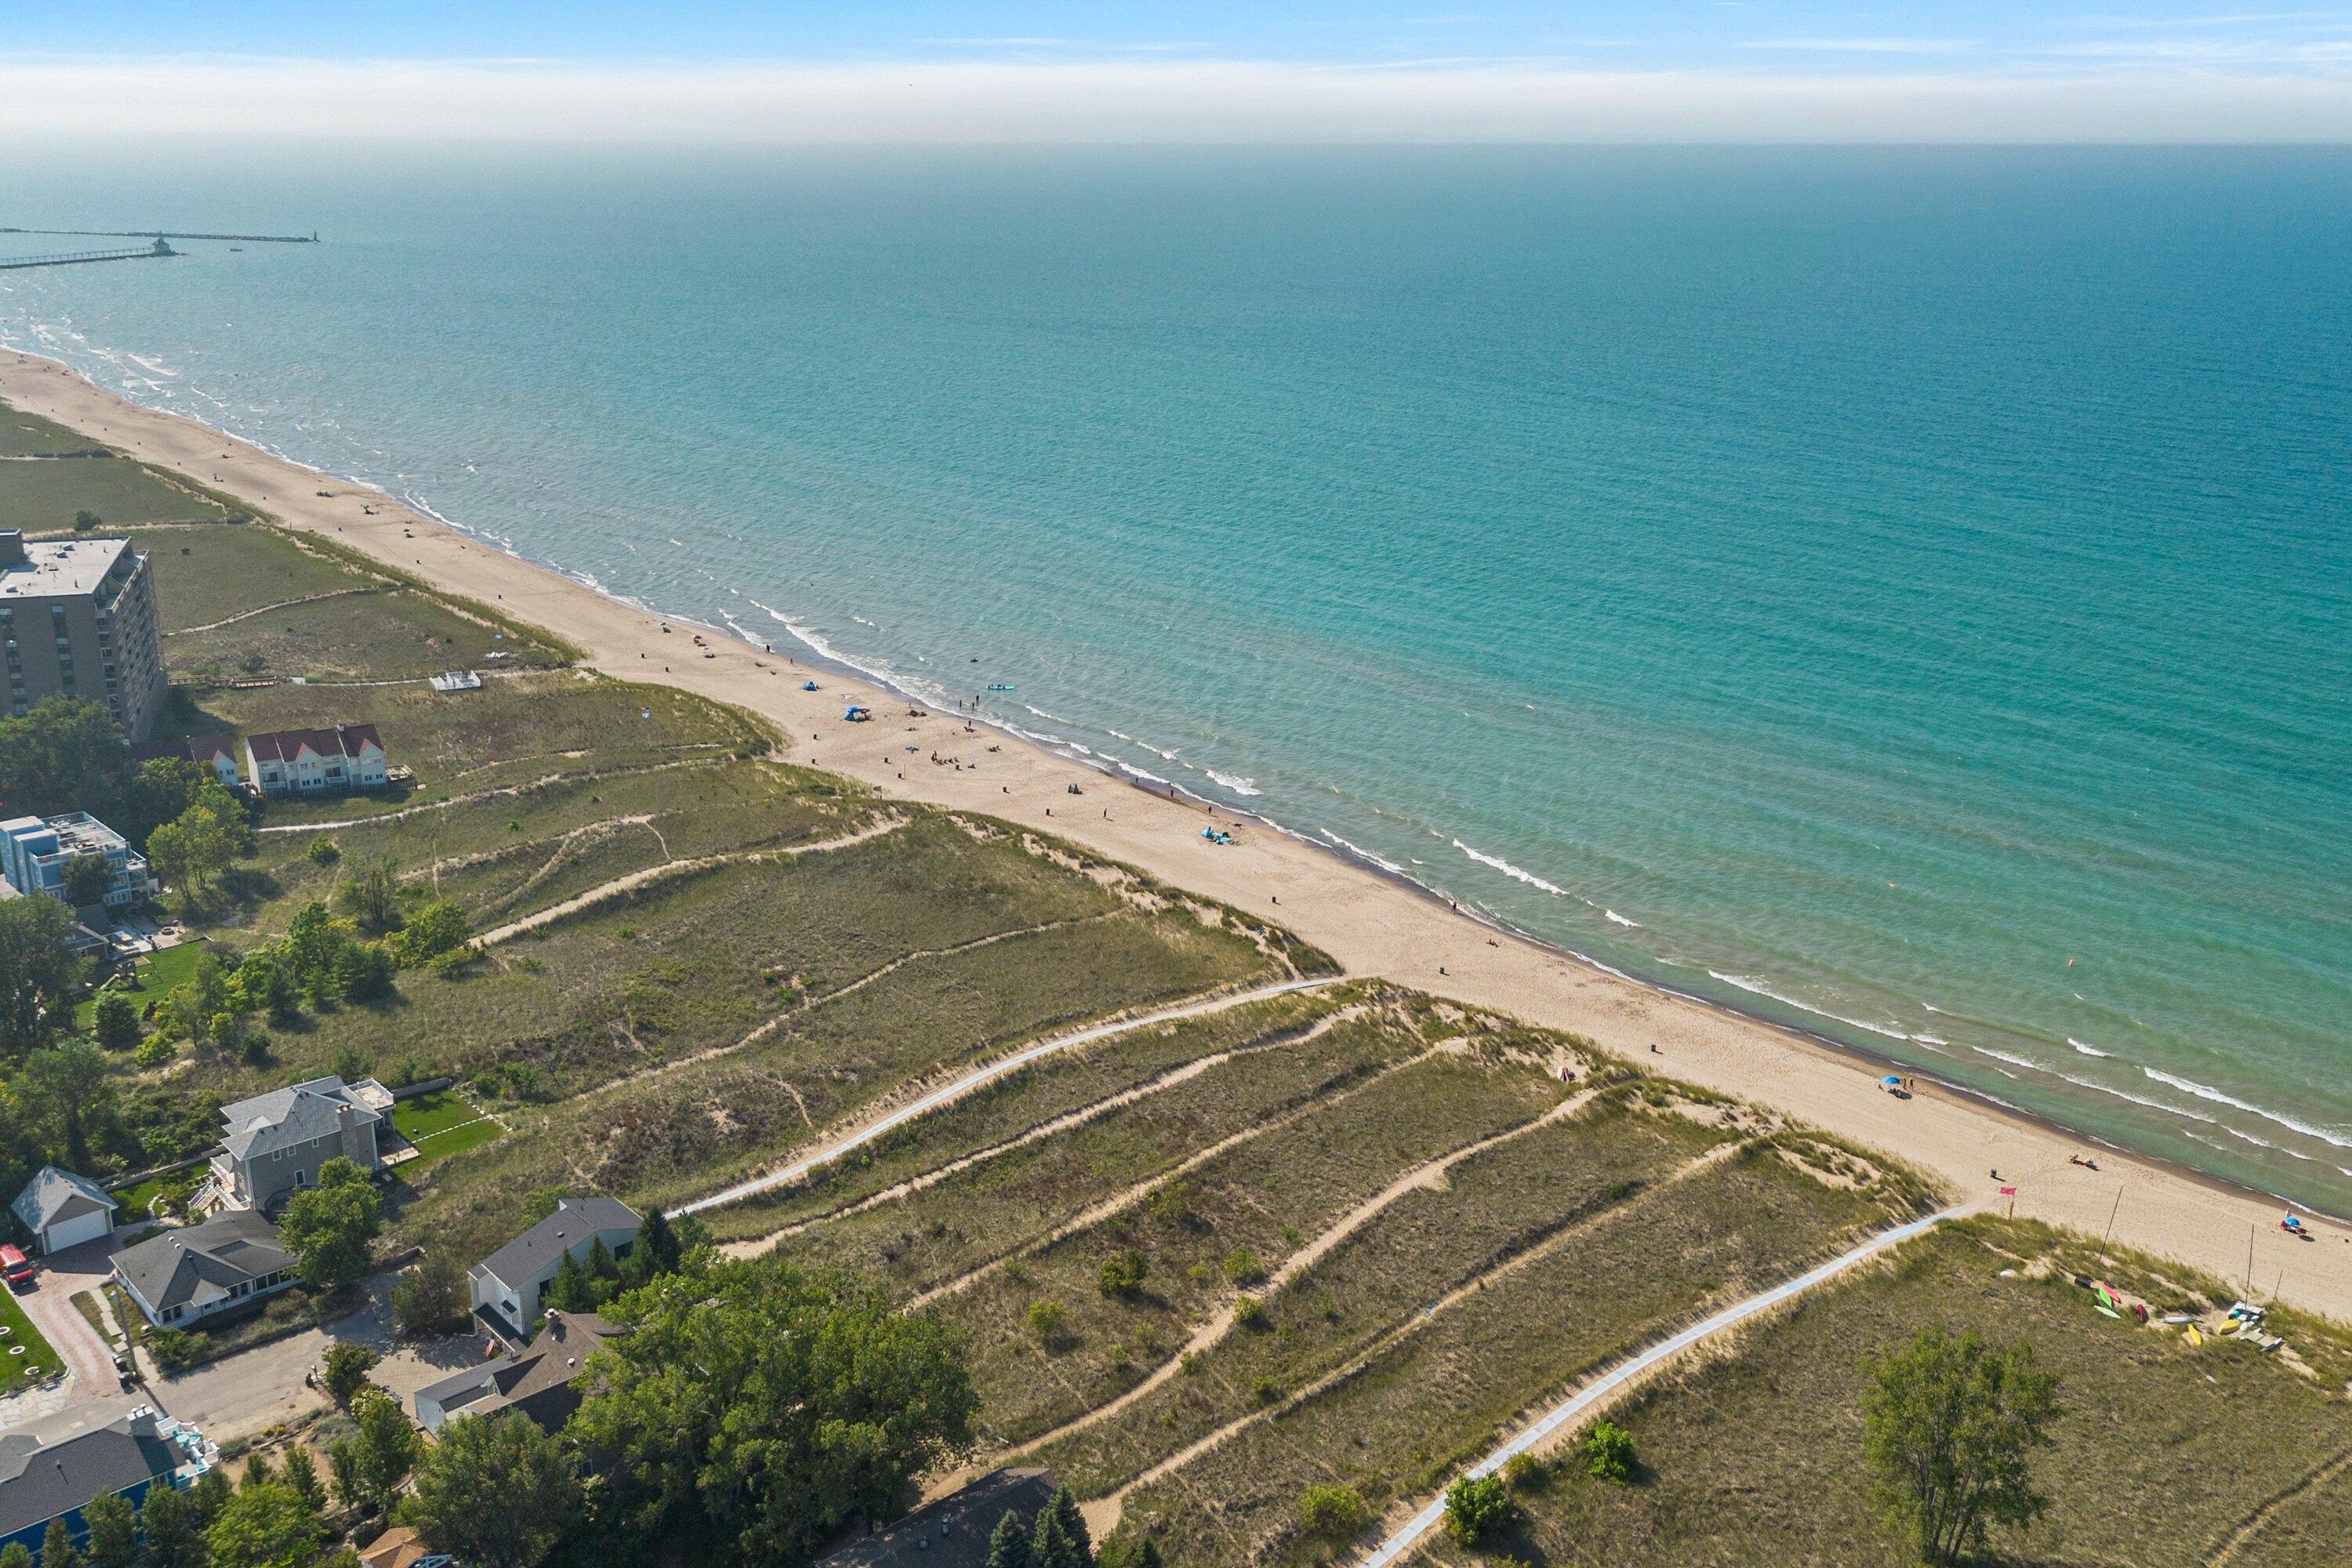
[7,349,2345,1319]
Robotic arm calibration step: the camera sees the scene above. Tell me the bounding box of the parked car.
[0,1243,33,1290]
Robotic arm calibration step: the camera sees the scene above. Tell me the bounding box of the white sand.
[8,350,2344,1319]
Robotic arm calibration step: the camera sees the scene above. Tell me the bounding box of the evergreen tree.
[241,1451,274,1491]
[637,1207,681,1275]
[582,1237,618,1304]
[1029,1488,1092,1568]
[139,1486,208,1568]
[546,1247,591,1313]
[0,1541,31,1568]
[79,1491,139,1568]
[39,1518,82,1568]
[985,1510,1032,1568]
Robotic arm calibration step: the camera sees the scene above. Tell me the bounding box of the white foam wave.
[1972,1047,2042,1071]
[1705,971,1911,1041]
[1914,1033,1948,1047]
[1206,769,1262,797]
[2069,1038,2111,1058]
[2225,1127,2277,1149]
[1319,829,1410,879]
[1454,839,1570,897]
[2140,1068,2352,1149]
[2052,1070,2216,1124]
[1604,909,1640,928]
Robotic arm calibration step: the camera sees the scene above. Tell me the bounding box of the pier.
[0,228,318,244]
[0,237,180,272]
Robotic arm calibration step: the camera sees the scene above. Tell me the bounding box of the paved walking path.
[1356,1207,1965,1568]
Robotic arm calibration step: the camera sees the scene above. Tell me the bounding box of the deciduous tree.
[409,1406,584,1568]
[279,1160,382,1287]
[205,1482,325,1568]
[0,894,79,1059]
[1862,1328,2063,1565]
[568,1257,976,1566]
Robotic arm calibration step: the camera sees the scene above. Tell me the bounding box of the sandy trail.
[9,353,2344,1318]
[670,976,1338,1219]
[729,1004,1359,1258]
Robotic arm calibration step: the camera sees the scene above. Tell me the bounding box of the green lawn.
[401,1116,506,1170]
[0,1286,64,1387]
[76,938,212,1030]
[390,1091,481,1141]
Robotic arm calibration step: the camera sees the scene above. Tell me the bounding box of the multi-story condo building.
[0,811,160,911]
[0,531,168,739]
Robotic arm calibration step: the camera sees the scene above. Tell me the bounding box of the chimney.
[0,532,25,568]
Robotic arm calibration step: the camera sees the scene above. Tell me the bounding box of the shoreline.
[7,347,2347,1319]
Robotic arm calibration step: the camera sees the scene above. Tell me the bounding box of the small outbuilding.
[9,1167,118,1256]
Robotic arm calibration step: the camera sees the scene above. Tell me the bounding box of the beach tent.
[802,680,818,691]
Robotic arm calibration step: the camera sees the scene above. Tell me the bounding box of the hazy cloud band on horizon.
[4,57,2351,142]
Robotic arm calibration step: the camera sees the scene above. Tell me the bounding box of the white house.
[9,1167,118,1254]
[210,1076,389,1213]
[243,724,389,798]
[469,1197,642,1343]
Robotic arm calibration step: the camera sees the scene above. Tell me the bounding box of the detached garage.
[10,1166,118,1255]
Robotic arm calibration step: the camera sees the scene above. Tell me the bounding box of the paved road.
[144,1271,490,1446]
[672,975,1341,1218]
[1356,1208,1963,1568]
[4,1236,128,1423]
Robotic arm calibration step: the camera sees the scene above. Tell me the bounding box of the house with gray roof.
[209,1074,390,1213]
[0,1409,201,1559]
[111,1209,299,1328]
[470,1196,642,1342]
[9,1166,118,1255]
[414,1311,622,1433]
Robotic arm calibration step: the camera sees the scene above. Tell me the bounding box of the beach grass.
[0,453,233,528]
[1116,1137,1929,1568]
[945,1036,1580,1446]
[693,984,1359,1242]
[1412,1214,2352,1568]
[0,407,103,457]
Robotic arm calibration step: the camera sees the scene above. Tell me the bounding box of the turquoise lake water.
[3,147,2347,1213]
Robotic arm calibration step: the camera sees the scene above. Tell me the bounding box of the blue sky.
[4,3,2350,140]
[13,2,2352,72]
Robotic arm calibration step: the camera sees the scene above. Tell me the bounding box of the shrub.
[306,837,341,866]
[1025,1299,1069,1347]
[1442,1475,1513,1545]
[1298,1483,1370,1540]
[1231,1294,1264,1328]
[1581,1420,1635,1485]
[1098,1250,1147,1298]
[1250,1376,1281,1405]
[1221,1248,1265,1287]
[1142,1179,1192,1226]
[1501,1452,1548,1493]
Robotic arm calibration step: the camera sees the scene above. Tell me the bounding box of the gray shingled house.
[413,1311,622,1433]
[111,1209,299,1328]
[209,1075,390,1213]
